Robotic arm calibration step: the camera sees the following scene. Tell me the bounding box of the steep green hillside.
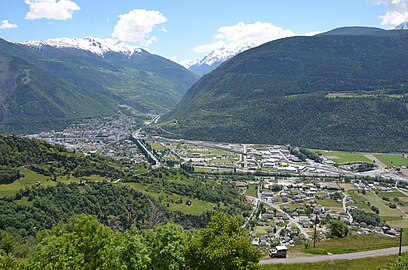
[163,29,408,152]
[0,134,250,229]
[0,56,118,133]
[0,39,197,134]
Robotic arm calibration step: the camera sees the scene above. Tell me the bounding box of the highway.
[260,246,408,265]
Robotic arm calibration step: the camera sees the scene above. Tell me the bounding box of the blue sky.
[0,0,407,63]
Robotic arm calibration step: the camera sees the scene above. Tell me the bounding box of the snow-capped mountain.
[19,37,142,57]
[395,22,408,30]
[188,44,254,76]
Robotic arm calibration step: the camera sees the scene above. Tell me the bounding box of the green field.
[245,184,258,197]
[347,190,408,227]
[286,203,306,211]
[261,254,399,270]
[169,197,215,215]
[305,234,408,254]
[374,154,408,167]
[348,190,404,215]
[316,199,342,208]
[0,167,84,198]
[254,226,268,236]
[317,151,372,164]
[364,191,404,218]
[347,191,370,210]
[124,182,215,215]
[378,189,407,199]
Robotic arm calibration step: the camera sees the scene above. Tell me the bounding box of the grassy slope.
[124,182,216,216]
[261,255,398,270]
[348,190,407,227]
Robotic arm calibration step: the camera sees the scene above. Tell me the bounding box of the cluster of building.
[246,177,406,249]
[29,115,146,163]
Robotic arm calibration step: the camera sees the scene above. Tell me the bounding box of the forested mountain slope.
[163,28,408,152]
[0,38,197,134]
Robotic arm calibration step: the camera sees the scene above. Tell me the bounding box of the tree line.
[0,213,261,270]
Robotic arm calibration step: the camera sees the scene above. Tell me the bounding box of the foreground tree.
[147,223,186,270]
[0,213,263,269]
[185,212,261,270]
[27,215,152,270]
[27,215,114,270]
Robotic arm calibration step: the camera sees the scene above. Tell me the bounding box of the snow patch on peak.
[188,43,254,76]
[395,22,408,30]
[199,43,254,66]
[20,37,142,57]
[180,59,199,69]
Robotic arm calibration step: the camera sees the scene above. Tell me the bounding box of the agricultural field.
[315,149,408,167]
[378,189,406,199]
[374,154,408,167]
[316,151,372,164]
[245,184,258,197]
[338,183,357,191]
[316,199,343,209]
[347,191,371,210]
[254,226,269,236]
[365,192,403,217]
[348,189,408,227]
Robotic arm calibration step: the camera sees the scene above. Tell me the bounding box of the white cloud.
[193,41,225,53]
[371,0,408,27]
[304,31,323,36]
[168,56,197,68]
[142,36,158,46]
[193,21,294,54]
[25,0,80,20]
[112,9,167,45]
[0,20,18,30]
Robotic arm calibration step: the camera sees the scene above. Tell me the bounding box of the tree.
[185,212,261,270]
[330,220,349,238]
[147,223,186,270]
[0,252,23,270]
[106,226,151,270]
[27,215,116,270]
[0,233,16,255]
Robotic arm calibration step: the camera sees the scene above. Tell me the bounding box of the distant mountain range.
[20,37,142,57]
[188,44,254,76]
[0,37,198,134]
[162,26,408,152]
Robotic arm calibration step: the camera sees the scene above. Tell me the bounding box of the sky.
[0,0,408,64]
